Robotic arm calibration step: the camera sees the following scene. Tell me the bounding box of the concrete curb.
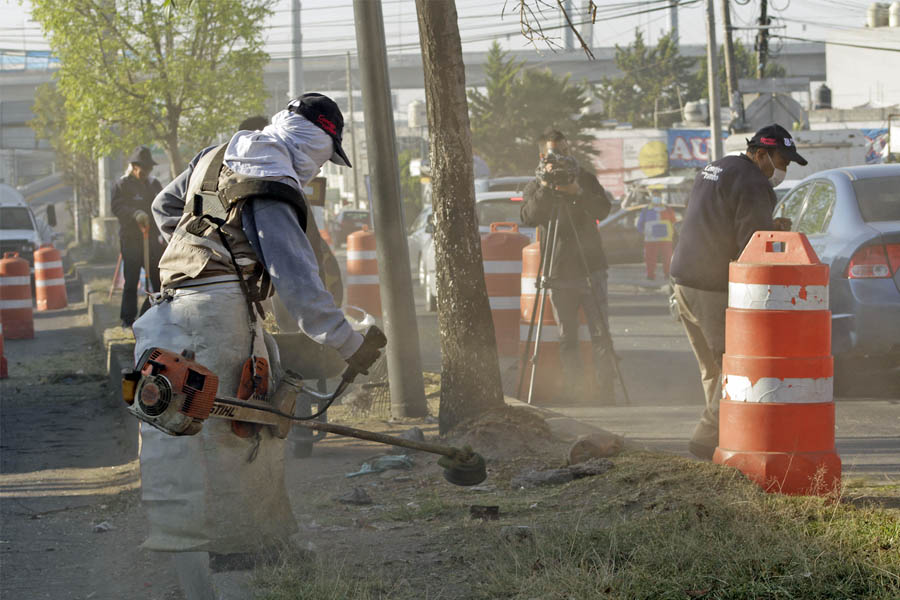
[81,278,135,409]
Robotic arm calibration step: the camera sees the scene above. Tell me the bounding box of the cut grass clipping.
[256,452,899,599]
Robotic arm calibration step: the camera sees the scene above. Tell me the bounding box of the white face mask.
[766,152,787,187]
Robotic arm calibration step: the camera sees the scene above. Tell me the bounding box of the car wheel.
[424,273,437,312]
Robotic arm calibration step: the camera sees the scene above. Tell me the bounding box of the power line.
[771,33,900,52]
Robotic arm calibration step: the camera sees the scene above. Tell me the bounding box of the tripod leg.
[561,203,631,405]
[525,207,560,405]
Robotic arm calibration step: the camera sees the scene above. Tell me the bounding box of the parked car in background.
[330,209,370,247]
[473,176,533,194]
[598,203,686,265]
[407,205,433,281]
[774,179,801,202]
[772,164,900,391]
[0,183,56,270]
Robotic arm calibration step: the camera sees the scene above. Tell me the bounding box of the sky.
[0,0,881,62]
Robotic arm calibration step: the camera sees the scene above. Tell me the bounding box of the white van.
[0,183,55,268]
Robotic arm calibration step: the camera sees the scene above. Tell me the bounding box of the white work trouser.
[133,282,297,554]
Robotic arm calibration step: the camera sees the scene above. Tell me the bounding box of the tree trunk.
[163,132,185,179]
[414,0,504,434]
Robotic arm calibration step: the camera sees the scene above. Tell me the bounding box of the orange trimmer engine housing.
[123,347,218,436]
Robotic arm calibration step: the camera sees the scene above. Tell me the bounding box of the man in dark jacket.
[111,146,164,327]
[521,129,614,404]
[670,124,805,460]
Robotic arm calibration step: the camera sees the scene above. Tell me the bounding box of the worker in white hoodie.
[139,93,383,598]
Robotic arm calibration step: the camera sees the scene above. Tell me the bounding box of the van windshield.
[0,207,34,230]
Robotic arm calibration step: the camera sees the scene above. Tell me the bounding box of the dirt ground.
[2,298,897,600]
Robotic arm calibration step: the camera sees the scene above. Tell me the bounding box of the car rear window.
[0,207,34,230]
[853,176,900,222]
[476,199,522,227]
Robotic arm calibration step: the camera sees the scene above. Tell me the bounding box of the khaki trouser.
[673,284,728,449]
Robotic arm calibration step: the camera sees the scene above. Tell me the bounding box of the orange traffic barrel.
[519,239,593,402]
[345,226,381,318]
[34,244,67,311]
[0,252,34,339]
[482,222,529,356]
[715,231,840,495]
[0,315,7,378]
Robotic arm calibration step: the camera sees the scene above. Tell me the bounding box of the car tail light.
[846,244,893,279]
[510,196,523,202]
[886,243,900,274]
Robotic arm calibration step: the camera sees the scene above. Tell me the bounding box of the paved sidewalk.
[535,401,900,483]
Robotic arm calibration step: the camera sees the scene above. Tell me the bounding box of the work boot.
[688,421,718,461]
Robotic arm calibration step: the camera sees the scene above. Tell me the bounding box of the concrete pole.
[720,0,743,128]
[757,0,768,79]
[346,51,361,209]
[563,0,574,51]
[705,0,723,161]
[580,0,593,49]
[352,0,427,418]
[288,0,304,98]
[669,0,679,46]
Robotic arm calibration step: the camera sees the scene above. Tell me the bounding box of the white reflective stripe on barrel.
[519,323,591,342]
[0,276,31,286]
[483,260,522,274]
[489,297,520,310]
[723,375,834,403]
[35,278,66,288]
[728,282,828,311]
[347,250,377,261]
[521,278,539,293]
[346,275,379,285]
[0,299,33,310]
[35,260,63,270]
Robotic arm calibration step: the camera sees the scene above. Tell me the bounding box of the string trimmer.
[121,330,486,486]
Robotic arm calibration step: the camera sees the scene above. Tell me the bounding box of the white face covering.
[223,109,335,188]
[766,152,787,187]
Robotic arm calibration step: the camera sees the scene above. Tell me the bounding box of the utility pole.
[720,0,743,128]
[288,0,303,98]
[756,0,768,79]
[352,0,427,418]
[345,51,361,208]
[669,0,679,46]
[563,0,574,51]
[705,0,723,161]
[580,0,593,49]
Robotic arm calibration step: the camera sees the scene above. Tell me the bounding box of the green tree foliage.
[694,38,787,103]
[30,0,273,177]
[595,30,695,129]
[468,41,603,177]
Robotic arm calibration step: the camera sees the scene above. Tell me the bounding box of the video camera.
[536,151,579,187]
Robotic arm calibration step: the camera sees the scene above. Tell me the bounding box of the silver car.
[420,191,536,312]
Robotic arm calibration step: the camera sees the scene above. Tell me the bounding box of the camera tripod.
[516,199,631,406]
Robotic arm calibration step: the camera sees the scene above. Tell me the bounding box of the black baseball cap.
[287,93,352,168]
[746,124,808,166]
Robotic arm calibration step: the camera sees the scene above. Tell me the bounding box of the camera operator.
[521,129,614,404]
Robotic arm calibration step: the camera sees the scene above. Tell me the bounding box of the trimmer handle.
[341,325,388,383]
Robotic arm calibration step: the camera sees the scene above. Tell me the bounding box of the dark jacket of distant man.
[111,146,164,326]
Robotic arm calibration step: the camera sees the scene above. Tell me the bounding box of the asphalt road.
[403,261,900,483]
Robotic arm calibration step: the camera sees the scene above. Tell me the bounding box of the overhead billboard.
[668,129,729,169]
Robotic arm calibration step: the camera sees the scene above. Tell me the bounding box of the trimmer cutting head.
[438,447,487,487]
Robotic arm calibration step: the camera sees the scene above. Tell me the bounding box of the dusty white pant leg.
[134,284,297,554]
